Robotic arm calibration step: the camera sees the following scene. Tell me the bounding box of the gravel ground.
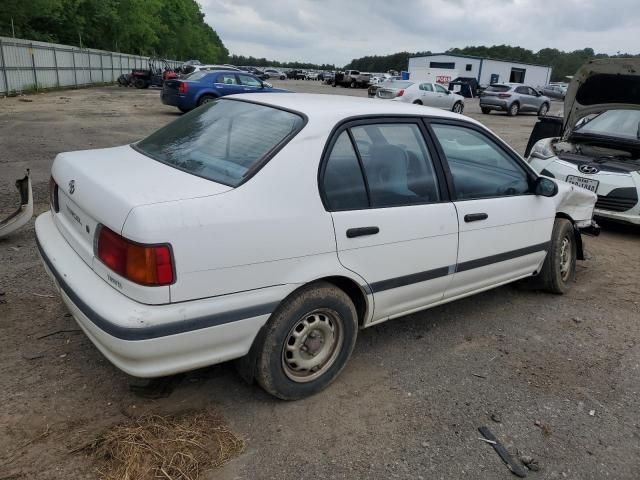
[0,81,639,480]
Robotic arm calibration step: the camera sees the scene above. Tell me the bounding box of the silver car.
[541,84,567,100]
[375,80,414,99]
[480,83,550,116]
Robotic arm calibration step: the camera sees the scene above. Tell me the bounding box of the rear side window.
[485,85,511,92]
[135,100,305,187]
[322,123,441,211]
[217,73,238,84]
[322,133,369,211]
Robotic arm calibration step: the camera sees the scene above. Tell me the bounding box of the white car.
[393,82,465,114]
[36,94,597,400]
[527,58,640,225]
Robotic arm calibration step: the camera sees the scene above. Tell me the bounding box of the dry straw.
[89,411,245,480]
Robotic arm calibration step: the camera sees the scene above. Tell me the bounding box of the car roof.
[224,93,479,126]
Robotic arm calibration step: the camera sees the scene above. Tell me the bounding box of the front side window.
[238,74,262,87]
[431,124,530,200]
[135,100,304,187]
[434,84,448,94]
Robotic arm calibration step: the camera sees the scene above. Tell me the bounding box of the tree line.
[0,0,227,63]
[345,45,640,81]
[228,54,336,71]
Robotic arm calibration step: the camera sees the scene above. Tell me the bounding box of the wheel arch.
[555,212,585,260]
[235,274,372,385]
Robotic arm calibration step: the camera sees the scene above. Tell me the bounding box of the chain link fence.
[0,36,182,95]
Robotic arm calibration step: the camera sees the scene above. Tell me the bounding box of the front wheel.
[255,282,358,400]
[481,107,491,114]
[452,101,464,114]
[538,103,549,116]
[350,80,356,88]
[539,218,576,294]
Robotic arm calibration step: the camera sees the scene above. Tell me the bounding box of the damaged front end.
[0,170,33,239]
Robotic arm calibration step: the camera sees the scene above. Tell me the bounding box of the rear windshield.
[485,85,511,92]
[135,99,305,187]
[384,80,413,88]
[184,71,208,81]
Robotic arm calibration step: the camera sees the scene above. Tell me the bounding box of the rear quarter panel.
[121,118,360,302]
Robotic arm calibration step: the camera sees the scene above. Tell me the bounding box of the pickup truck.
[333,70,371,88]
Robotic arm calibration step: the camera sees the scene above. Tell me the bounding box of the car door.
[427,121,556,299]
[433,83,452,109]
[214,72,243,95]
[418,83,437,106]
[320,120,458,322]
[237,73,263,93]
[527,87,544,109]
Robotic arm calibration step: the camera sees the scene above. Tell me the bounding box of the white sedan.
[393,81,465,114]
[37,94,597,400]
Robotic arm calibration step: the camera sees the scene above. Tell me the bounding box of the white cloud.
[200,0,639,65]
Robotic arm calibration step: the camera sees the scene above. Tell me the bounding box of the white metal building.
[408,53,552,88]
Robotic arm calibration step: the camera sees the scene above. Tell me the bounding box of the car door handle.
[346,227,379,238]
[464,213,488,222]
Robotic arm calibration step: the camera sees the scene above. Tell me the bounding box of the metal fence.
[0,36,182,95]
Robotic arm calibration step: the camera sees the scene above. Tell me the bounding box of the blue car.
[161,70,289,112]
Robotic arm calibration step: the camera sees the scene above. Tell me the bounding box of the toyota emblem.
[68,179,75,194]
[578,164,600,175]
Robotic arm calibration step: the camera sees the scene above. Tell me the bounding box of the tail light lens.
[96,226,174,286]
[498,93,512,99]
[178,81,188,94]
[49,176,59,212]
[396,89,405,97]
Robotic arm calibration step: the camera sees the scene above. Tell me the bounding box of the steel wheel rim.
[454,103,462,113]
[511,104,518,115]
[281,309,344,383]
[559,235,572,281]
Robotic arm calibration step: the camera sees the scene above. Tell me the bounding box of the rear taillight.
[49,176,59,212]
[498,93,511,99]
[178,81,188,94]
[396,89,405,97]
[96,225,174,286]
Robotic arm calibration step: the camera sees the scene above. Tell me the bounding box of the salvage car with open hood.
[526,58,640,225]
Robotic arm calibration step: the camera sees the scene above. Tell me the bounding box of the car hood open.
[563,58,640,136]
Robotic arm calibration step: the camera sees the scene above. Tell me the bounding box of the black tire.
[452,101,464,114]
[255,281,358,400]
[481,107,491,114]
[197,94,216,107]
[538,102,550,116]
[280,75,286,80]
[178,106,190,113]
[350,80,356,88]
[133,78,148,89]
[539,218,576,294]
[413,100,423,105]
[508,102,520,116]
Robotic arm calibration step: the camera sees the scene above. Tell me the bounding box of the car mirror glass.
[535,177,558,197]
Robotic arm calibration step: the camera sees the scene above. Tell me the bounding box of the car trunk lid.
[51,144,231,269]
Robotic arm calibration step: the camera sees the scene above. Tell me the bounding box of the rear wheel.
[133,78,148,89]
[178,106,190,113]
[255,282,358,400]
[413,100,423,105]
[538,102,549,116]
[452,101,464,114]
[539,218,576,294]
[508,102,520,116]
[197,94,216,107]
[481,107,491,114]
[350,80,356,88]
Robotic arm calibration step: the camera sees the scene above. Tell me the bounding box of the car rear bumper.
[160,92,183,108]
[35,212,289,378]
[480,99,508,110]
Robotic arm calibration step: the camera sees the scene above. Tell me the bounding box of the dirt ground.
[1,81,639,480]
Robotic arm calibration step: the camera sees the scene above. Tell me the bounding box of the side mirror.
[445,90,451,94]
[534,176,558,197]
